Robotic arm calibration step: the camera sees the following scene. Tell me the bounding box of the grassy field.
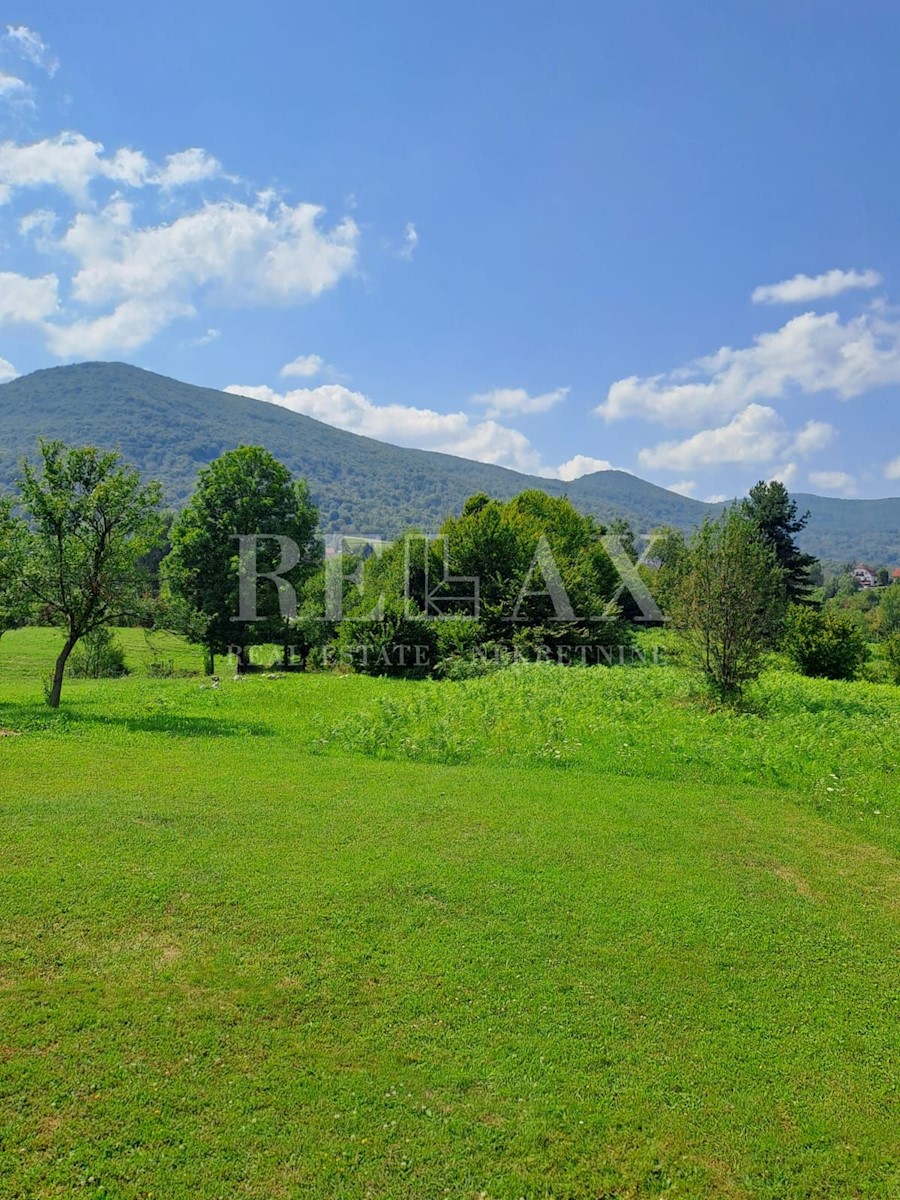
[0,628,898,1198]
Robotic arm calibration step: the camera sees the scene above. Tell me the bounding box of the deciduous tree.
[163,447,319,673]
[672,509,784,701]
[19,441,163,707]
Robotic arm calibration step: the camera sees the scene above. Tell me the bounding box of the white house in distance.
[853,563,878,588]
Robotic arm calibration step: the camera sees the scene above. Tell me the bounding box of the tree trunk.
[48,638,77,708]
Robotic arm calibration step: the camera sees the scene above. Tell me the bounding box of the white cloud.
[0,356,18,382]
[885,456,900,482]
[668,480,697,497]
[598,309,900,427]
[399,221,419,260]
[4,25,58,76]
[471,386,569,418]
[225,382,547,473]
[0,133,152,203]
[281,353,325,378]
[769,463,798,488]
[0,136,224,204]
[808,469,858,495]
[0,271,58,322]
[62,197,357,308]
[637,404,834,473]
[752,268,882,305]
[553,454,614,481]
[705,493,730,504]
[0,71,30,101]
[155,148,222,188]
[46,297,194,357]
[791,419,834,454]
[0,122,358,355]
[225,380,620,480]
[189,327,220,347]
[18,208,57,237]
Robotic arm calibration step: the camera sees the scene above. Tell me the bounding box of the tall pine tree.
[741,480,818,604]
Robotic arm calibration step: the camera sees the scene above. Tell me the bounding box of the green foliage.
[336,491,635,674]
[0,495,30,641]
[163,446,319,669]
[643,524,688,617]
[741,479,819,603]
[331,600,439,676]
[877,581,900,637]
[880,632,900,684]
[67,625,128,678]
[783,605,870,680]
[18,440,163,706]
[671,509,784,701]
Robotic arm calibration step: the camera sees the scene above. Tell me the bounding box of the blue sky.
[1,1,899,499]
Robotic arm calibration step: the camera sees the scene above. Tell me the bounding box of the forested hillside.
[1,362,898,559]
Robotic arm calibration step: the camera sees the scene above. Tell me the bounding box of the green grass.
[1,629,898,1198]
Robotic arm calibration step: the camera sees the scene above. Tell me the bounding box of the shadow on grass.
[0,700,275,739]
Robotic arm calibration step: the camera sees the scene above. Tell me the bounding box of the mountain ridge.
[1,361,898,562]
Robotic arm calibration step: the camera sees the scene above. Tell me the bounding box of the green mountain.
[1,361,898,561]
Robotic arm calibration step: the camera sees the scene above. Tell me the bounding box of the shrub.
[67,627,128,678]
[331,602,439,676]
[435,644,515,680]
[783,605,869,681]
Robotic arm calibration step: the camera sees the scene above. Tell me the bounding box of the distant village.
[851,563,900,589]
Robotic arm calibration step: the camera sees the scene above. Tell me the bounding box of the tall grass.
[315,662,900,823]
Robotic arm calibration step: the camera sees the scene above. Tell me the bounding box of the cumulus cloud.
[769,463,798,488]
[471,386,569,418]
[598,309,900,427]
[0,356,18,382]
[668,480,697,498]
[155,148,222,188]
[0,271,58,322]
[0,133,152,203]
[808,469,858,495]
[553,454,614,481]
[225,381,606,480]
[46,297,195,357]
[885,456,900,482]
[225,382,546,473]
[637,404,834,473]
[0,120,358,355]
[281,353,325,378]
[752,268,882,305]
[61,197,357,307]
[705,493,730,504]
[4,25,58,76]
[0,136,223,204]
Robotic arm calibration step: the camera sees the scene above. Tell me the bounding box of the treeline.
[2,441,899,707]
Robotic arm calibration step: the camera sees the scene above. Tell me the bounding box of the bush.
[783,605,869,680]
[67,627,128,678]
[435,644,515,680]
[330,602,439,676]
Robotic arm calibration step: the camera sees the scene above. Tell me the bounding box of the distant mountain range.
[1,362,898,563]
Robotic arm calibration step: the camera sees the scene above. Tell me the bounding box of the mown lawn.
[0,628,898,1198]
